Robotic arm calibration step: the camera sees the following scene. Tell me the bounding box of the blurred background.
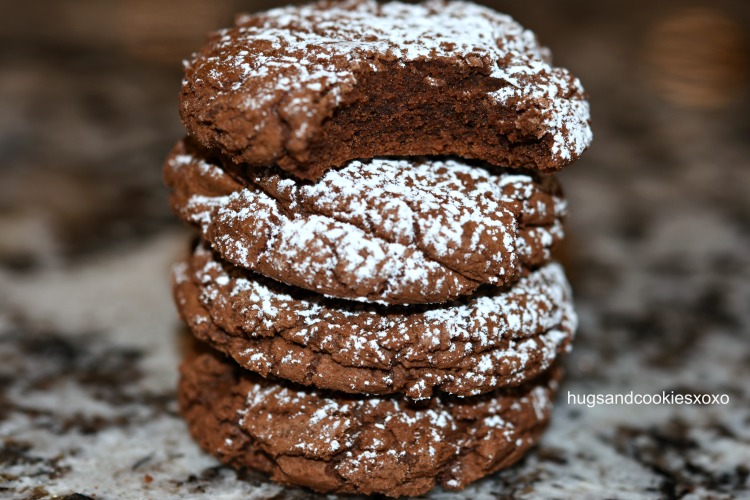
[1,1,749,498]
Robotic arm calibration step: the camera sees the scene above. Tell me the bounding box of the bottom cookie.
[178,343,560,497]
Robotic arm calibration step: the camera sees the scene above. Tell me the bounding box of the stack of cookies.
[165,0,591,496]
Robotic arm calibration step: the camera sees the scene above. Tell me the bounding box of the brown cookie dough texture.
[180,0,592,180]
[179,346,560,497]
[172,243,576,399]
[164,138,566,305]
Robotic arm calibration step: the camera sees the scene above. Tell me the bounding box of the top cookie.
[181,0,592,180]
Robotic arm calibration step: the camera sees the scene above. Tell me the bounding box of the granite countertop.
[1,1,749,499]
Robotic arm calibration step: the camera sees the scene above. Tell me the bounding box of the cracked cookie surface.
[179,345,559,497]
[164,138,566,305]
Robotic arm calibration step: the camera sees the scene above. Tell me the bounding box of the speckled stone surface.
[1,0,750,498]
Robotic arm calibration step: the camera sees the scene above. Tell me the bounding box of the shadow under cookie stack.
[165,0,592,496]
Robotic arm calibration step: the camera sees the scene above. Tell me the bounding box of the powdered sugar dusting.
[267,158,519,280]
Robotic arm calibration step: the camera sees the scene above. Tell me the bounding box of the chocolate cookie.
[180,0,592,180]
[179,345,560,497]
[172,243,575,398]
[164,138,566,304]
